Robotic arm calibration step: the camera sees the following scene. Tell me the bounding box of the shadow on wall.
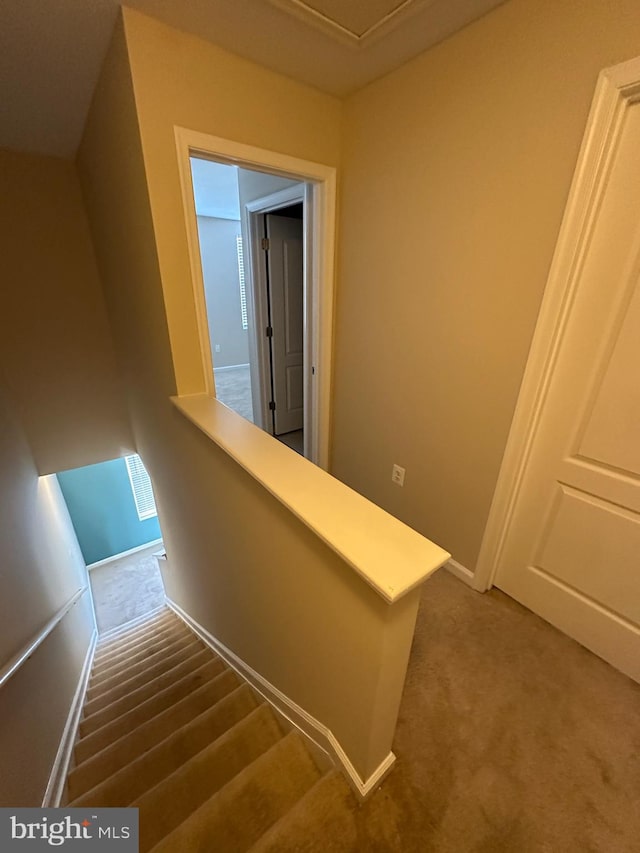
[56,456,161,565]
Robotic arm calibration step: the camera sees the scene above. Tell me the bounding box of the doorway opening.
[189,158,306,456]
[261,202,304,455]
[56,454,165,635]
[175,128,337,470]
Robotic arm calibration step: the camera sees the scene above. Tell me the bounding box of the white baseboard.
[445,558,475,587]
[42,629,98,807]
[165,596,395,800]
[213,363,250,372]
[86,539,164,571]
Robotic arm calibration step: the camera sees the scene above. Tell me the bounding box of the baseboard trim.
[213,363,250,372]
[165,596,394,800]
[86,539,164,571]
[445,559,475,587]
[42,628,98,807]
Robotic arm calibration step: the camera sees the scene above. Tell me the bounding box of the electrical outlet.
[391,464,405,487]
[214,344,221,352]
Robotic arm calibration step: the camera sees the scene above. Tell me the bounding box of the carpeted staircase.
[65,607,357,851]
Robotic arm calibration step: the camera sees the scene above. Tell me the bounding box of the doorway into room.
[263,204,304,455]
[175,128,337,470]
[188,157,306,456]
[247,198,305,455]
[56,454,166,634]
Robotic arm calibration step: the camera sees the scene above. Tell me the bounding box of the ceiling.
[191,159,241,220]
[0,0,506,160]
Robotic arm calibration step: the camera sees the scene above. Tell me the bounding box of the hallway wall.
[0,149,133,475]
[197,215,248,369]
[332,0,640,572]
[0,140,132,806]
[76,11,419,782]
[0,386,94,805]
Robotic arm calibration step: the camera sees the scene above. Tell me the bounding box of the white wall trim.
[473,55,640,592]
[173,127,337,470]
[86,538,164,571]
[445,559,475,587]
[42,629,98,807]
[166,596,395,800]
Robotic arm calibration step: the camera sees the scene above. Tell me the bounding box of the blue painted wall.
[57,457,162,565]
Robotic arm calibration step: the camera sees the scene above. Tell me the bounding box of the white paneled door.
[266,214,304,435]
[493,64,640,683]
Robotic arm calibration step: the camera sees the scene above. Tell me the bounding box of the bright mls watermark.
[0,809,138,850]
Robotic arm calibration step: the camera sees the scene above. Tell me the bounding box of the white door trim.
[174,127,337,470]
[473,55,640,592]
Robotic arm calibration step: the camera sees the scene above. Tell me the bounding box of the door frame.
[243,186,306,446]
[174,127,337,470]
[473,55,640,592]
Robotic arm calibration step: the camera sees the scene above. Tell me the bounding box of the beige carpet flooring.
[277,428,304,456]
[72,570,640,851]
[214,366,305,457]
[316,569,640,852]
[89,544,166,634]
[214,365,254,423]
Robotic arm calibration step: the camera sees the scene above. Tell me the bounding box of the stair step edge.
[94,620,184,665]
[97,608,172,647]
[73,658,227,761]
[83,645,210,722]
[68,682,259,805]
[86,637,203,704]
[146,731,322,853]
[247,770,351,853]
[79,649,217,737]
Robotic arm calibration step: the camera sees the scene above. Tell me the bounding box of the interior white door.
[494,94,640,683]
[266,214,304,435]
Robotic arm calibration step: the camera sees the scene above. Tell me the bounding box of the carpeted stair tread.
[67,669,242,799]
[147,731,323,853]
[68,612,346,853]
[93,620,185,670]
[94,615,176,662]
[96,609,176,646]
[95,610,174,654]
[70,683,259,806]
[80,647,212,736]
[96,609,171,646]
[134,704,286,852]
[98,604,169,634]
[74,658,225,764]
[90,625,191,685]
[248,770,359,852]
[88,630,195,695]
[93,627,183,673]
[85,636,203,708]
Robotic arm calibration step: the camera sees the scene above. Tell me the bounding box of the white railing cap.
[172,394,450,603]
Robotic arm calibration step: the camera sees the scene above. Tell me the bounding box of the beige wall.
[0,386,95,805]
[79,11,416,782]
[0,149,133,475]
[332,0,640,571]
[122,8,341,396]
